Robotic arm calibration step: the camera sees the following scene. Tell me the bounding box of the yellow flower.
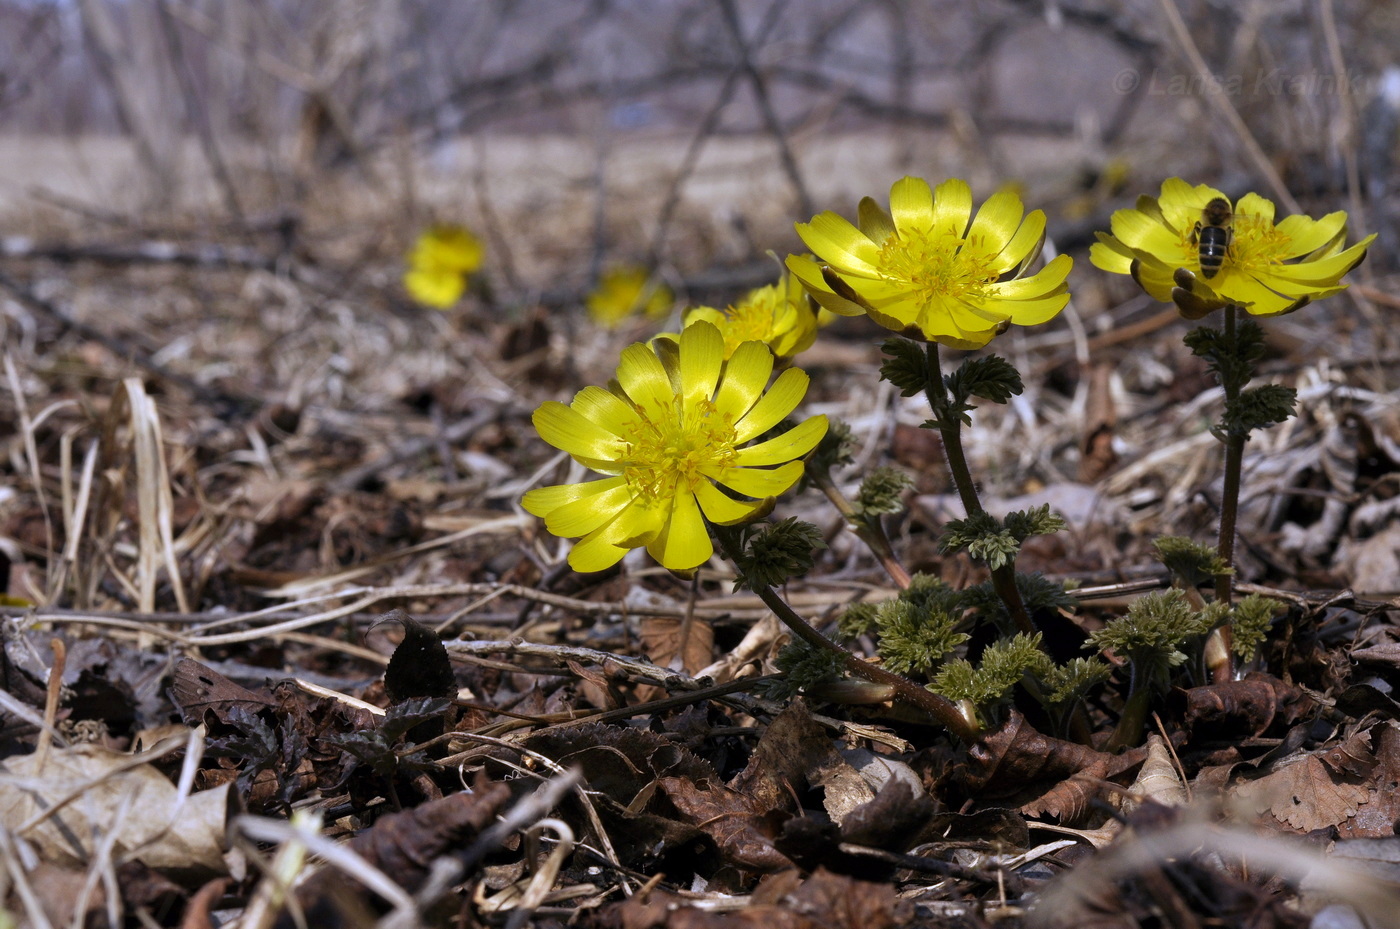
[1089,177,1375,319]
[522,321,828,573]
[787,177,1071,349]
[404,225,484,309]
[586,266,674,327]
[678,271,818,360]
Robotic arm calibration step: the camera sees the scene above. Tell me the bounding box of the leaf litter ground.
[2,192,1400,928]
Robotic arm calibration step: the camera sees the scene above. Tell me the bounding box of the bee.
[1192,197,1233,278]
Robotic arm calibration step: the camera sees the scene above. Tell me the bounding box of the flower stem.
[1214,305,1242,608]
[713,527,979,741]
[806,466,913,590]
[924,344,1037,636]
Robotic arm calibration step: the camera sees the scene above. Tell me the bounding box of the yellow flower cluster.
[586,266,674,327]
[675,270,818,361]
[403,225,484,309]
[523,321,827,572]
[524,174,1373,573]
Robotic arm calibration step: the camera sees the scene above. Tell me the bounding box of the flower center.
[877,226,996,302]
[1229,214,1291,273]
[724,291,782,352]
[619,396,738,498]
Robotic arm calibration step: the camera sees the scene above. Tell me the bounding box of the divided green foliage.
[878,337,930,397]
[1041,657,1112,707]
[944,354,1024,406]
[1154,536,1231,589]
[1221,384,1298,437]
[765,638,848,700]
[941,505,1066,571]
[838,600,880,640]
[854,466,914,516]
[731,518,827,590]
[931,632,1048,705]
[873,575,968,676]
[1087,589,1214,690]
[958,571,1079,635]
[1230,593,1283,660]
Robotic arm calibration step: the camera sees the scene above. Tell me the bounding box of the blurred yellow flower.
[522,321,827,573]
[586,266,674,327]
[404,225,484,309]
[788,177,1071,349]
[678,271,818,361]
[1090,178,1375,319]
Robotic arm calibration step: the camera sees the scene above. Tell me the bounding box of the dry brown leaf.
[0,741,229,873]
[1337,722,1400,839]
[634,615,714,703]
[1129,735,1188,808]
[1235,755,1370,832]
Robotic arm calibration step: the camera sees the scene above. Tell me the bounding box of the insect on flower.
[1090,178,1375,319]
[1193,196,1234,279]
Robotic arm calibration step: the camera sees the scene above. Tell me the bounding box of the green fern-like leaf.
[854,466,914,516]
[839,601,880,640]
[1087,589,1214,691]
[1154,536,1231,589]
[1040,657,1112,706]
[876,597,967,677]
[764,638,848,701]
[1230,594,1281,660]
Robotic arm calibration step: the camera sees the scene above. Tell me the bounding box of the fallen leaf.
[1235,754,1370,832]
[0,741,229,874]
[1338,722,1400,839]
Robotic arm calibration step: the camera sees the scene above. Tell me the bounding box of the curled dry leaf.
[0,741,229,875]
[1128,735,1188,808]
[273,779,513,929]
[1179,673,1310,740]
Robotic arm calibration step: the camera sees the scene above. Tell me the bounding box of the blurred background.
[3,0,1397,285]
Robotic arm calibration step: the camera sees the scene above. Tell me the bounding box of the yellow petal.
[734,367,808,442]
[734,414,827,466]
[679,320,724,403]
[889,176,935,235]
[1110,207,1183,257]
[647,491,712,570]
[714,462,803,498]
[964,188,1026,262]
[1234,192,1275,225]
[797,213,881,274]
[404,268,464,309]
[616,341,674,415]
[567,536,627,572]
[970,289,1068,326]
[985,254,1073,298]
[714,341,774,422]
[571,386,639,435]
[543,481,635,536]
[786,254,867,316]
[1274,212,1346,257]
[1089,235,1135,274]
[533,401,624,460]
[929,178,973,240]
[522,476,627,518]
[992,208,1045,276]
[694,481,768,525]
[857,197,896,242]
[1253,239,1372,285]
[684,306,726,327]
